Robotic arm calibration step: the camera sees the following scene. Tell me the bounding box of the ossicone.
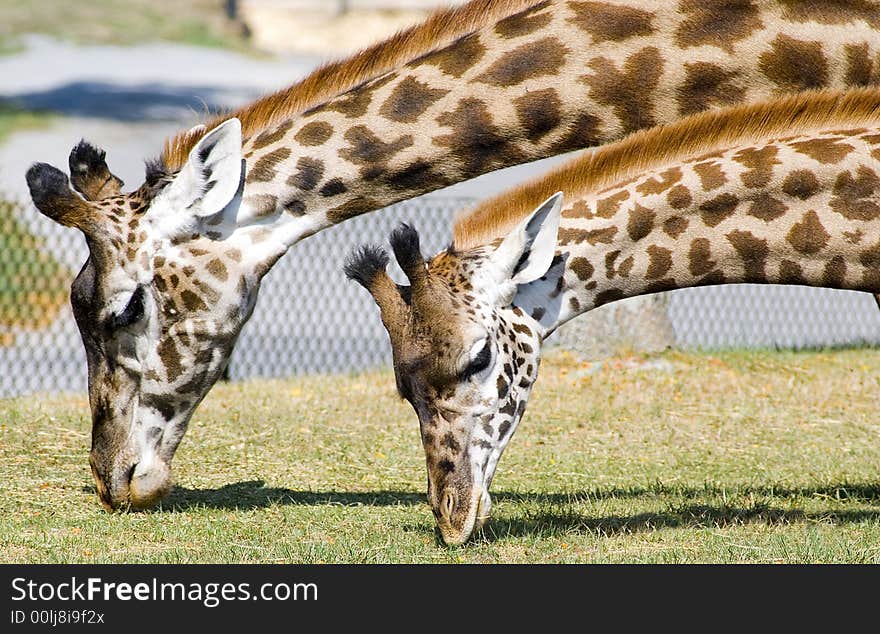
[389,223,426,284]
[68,139,124,200]
[344,244,390,289]
[26,163,91,229]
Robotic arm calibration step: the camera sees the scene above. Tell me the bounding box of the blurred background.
[1,0,878,396]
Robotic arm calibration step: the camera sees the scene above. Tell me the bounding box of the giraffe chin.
[127,459,173,510]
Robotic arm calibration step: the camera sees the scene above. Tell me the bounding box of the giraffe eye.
[106,286,145,331]
[462,341,492,380]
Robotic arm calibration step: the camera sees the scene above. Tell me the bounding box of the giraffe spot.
[245,194,278,217]
[495,1,552,38]
[384,160,452,193]
[779,260,807,284]
[676,62,746,116]
[689,238,716,276]
[562,200,594,219]
[157,338,184,382]
[570,256,594,280]
[566,1,655,43]
[499,398,516,416]
[322,73,397,119]
[379,76,449,124]
[787,210,830,254]
[698,270,727,286]
[251,120,293,150]
[558,227,617,245]
[440,432,461,453]
[645,278,677,294]
[286,157,325,192]
[284,199,306,216]
[180,289,207,312]
[830,166,880,220]
[437,459,455,473]
[294,122,334,148]
[434,98,528,179]
[844,43,880,86]
[619,256,634,278]
[584,46,663,134]
[637,168,682,196]
[569,297,580,312]
[667,185,692,210]
[520,342,533,354]
[727,230,769,281]
[860,240,880,289]
[824,255,847,287]
[514,89,562,142]
[475,37,569,87]
[748,193,787,221]
[645,245,672,279]
[595,288,625,305]
[496,374,509,400]
[675,0,762,53]
[413,33,487,78]
[498,420,513,440]
[700,193,739,227]
[790,138,855,164]
[781,171,823,203]
[663,216,689,238]
[758,35,829,92]
[546,112,602,155]
[777,0,880,28]
[512,323,533,335]
[844,229,864,244]
[734,146,780,189]
[595,190,630,218]
[339,125,413,178]
[572,226,619,246]
[193,279,220,305]
[246,147,291,183]
[319,179,347,197]
[605,250,621,278]
[627,203,655,241]
[692,161,728,191]
[206,258,228,282]
[326,196,383,224]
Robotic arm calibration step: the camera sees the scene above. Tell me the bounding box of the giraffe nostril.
[440,489,456,520]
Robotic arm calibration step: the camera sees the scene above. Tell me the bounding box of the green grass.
[0,0,253,54]
[2,348,880,563]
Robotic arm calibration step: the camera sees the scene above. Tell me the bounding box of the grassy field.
[0,0,252,54]
[2,348,880,563]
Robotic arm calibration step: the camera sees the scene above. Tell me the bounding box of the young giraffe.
[347,87,880,545]
[25,0,880,511]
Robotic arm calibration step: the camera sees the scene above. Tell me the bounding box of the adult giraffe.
[347,87,880,544]
[25,0,880,510]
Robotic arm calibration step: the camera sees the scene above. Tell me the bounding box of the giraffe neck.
[540,125,880,334]
[230,0,880,248]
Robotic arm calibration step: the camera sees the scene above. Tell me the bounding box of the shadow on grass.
[478,505,880,542]
[116,479,880,512]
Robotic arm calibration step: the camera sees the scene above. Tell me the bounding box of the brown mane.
[453,87,880,251]
[162,0,540,172]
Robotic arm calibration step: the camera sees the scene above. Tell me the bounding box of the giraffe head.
[26,118,283,511]
[346,193,563,544]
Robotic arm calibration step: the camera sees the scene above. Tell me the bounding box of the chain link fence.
[2,195,880,397]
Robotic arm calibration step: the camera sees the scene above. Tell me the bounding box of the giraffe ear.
[489,192,562,287]
[162,118,244,220]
